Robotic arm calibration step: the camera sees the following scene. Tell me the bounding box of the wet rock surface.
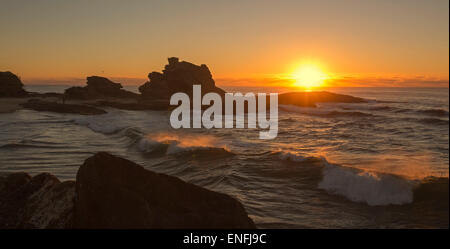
[0,172,75,228]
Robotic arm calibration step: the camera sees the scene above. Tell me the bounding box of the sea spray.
[138,132,231,156]
[318,163,415,206]
[275,151,416,206]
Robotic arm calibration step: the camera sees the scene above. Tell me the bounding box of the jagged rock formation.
[21,99,107,115]
[0,153,256,229]
[74,152,255,229]
[65,76,138,100]
[139,57,226,101]
[0,172,75,228]
[0,71,28,97]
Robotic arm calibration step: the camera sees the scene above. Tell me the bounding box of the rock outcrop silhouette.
[0,71,28,97]
[65,76,138,99]
[139,57,225,101]
[279,91,367,107]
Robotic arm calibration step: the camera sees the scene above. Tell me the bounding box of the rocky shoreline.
[0,152,256,229]
[1,57,368,115]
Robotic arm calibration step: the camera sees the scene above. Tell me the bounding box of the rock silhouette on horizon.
[65,76,138,100]
[139,57,226,101]
[0,71,28,97]
[137,58,367,109]
[3,63,370,112]
[279,91,367,107]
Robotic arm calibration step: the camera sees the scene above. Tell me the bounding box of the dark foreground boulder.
[279,91,367,107]
[139,57,226,101]
[21,99,107,115]
[0,71,28,97]
[65,76,138,100]
[74,152,256,229]
[0,153,256,229]
[0,172,75,228]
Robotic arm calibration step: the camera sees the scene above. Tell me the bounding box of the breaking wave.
[72,113,127,134]
[137,132,233,156]
[274,151,326,163]
[318,163,415,206]
[275,151,448,206]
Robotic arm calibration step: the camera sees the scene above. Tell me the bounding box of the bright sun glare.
[291,64,328,90]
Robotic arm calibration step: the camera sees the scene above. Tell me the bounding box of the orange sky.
[0,0,448,87]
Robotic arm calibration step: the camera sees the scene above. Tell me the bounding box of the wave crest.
[318,163,414,206]
[274,151,447,206]
[138,132,232,156]
[274,151,326,163]
[72,113,126,134]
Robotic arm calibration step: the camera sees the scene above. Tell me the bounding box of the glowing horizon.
[1,0,448,88]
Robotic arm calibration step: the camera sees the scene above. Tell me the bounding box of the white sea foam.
[138,132,230,155]
[137,137,163,153]
[318,163,414,206]
[166,142,198,155]
[276,151,415,206]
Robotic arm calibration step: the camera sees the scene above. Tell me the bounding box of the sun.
[290,64,328,90]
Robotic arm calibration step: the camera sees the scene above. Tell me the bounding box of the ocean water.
[1,86,449,228]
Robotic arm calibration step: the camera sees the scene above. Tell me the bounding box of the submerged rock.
[65,76,138,100]
[95,100,169,111]
[21,99,107,115]
[139,57,226,101]
[279,91,367,107]
[0,71,28,97]
[0,172,75,228]
[74,152,256,229]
